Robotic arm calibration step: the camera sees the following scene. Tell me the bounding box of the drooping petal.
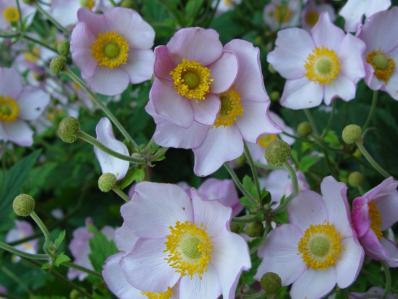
[290,268,336,299]
[17,88,50,121]
[280,78,323,109]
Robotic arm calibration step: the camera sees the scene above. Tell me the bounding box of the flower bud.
[57,117,80,143]
[69,290,80,299]
[98,173,117,192]
[50,56,67,75]
[348,171,364,188]
[13,194,35,217]
[57,40,70,57]
[297,121,312,137]
[342,124,362,145]
[268,64,276,74]
[270,91,280,102]
[120,0,135,8]
[260,272,282,296]
[23,0,35,4]
[244,222,264,238]
[265,139,291,167]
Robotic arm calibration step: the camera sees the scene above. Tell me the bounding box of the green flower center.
[309,236,330,257]
[180,236,202,259]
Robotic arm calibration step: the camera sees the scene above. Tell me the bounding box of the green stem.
[224,164,258,206]
[112,187,129,202]
[78,131,142,163]
[0,241,49,261]
[63,262,101,278]
[284,162,299,196]
[232,214,259,224]
[244,142,261,201]
[321,101,336,138]
[15,0,23,32]
[35,3,69,34]
[304,109,320,137]
[363,90,378,130]
[65,68,138,151]
[30,211,51,253]
[22,34,57,53]
[382,262,392,299]
[356,142,390,178]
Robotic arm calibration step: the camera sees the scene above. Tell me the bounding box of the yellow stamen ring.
[367,50,395,83]
[3,6,20,24]
[170,59,213,100]
[0,96,20,122]
[298,223,344,270]
[91,32,129,69]
[164,221,212,278]
[257,134,278,149]
[142,288,173,299]
[214,88,244,127]
[305,47,341,85]
[368,202,383,240]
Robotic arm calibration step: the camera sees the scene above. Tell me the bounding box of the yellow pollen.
[305,10,320,28]
[170,59,213,100]
[367,50,395,83]
[298,223,344,270]
[3,6,19,24]
[24,47,41,64]
[0,96,20,122]
[305,47,341,85]
[223,0,234,6]
[91,32,129,69]
[368,202,383,240]
[257,134,278,149]
[80,0,96,10]
[164,221,212,278]
[271,4,293,24]
[142,288,173,299]
[214,88,244,127]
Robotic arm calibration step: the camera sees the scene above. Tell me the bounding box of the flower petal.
[86,68,129,96]
[18,88,50,121]
[336,237,364,288]
[77,8,108,35]
[338,34,366,82]
[291,268,336,299]
[154,45,175,80]
[0,67,23,98]
[210,51,238,94]
[2,120,33,147]
[380,238,398,267]
[311,13,344,49]
[280,78,323,109]
[122,49,154,84]
[324,75,356,105]
[114,223,138,253]
[191,94,220,125]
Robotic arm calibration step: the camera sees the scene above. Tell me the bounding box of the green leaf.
[299,155,321,172]
[54,253,71,267]
[185,0,204,25]
[88,226,118,272]
[53,230,66,249]
[118,168,145,190]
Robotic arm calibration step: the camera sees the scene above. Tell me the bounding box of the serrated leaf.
[89,227,118,272]
[54,253,71,267]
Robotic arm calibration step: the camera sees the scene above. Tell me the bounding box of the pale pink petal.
[336,237,365,288]
[121,238,180,292]
[0,67,23,98]
[72,49,97,79]
[193,126,243,177]
[212,230,251,299]
[154,46,175,80]
[94,118,129,180]
[324,75,356,105]
[280,78,323,109]
[380,238,398,267]
[121,182,193,238]
[114,223,138,253]
[291,268,336,299]
[77,8,108,35]
[3,120,33,146]
[191,94,220,125]
[384,72,398,101]
[376,192,398,230]
[267,28,314,79]
[122,49,154,84]
[18,88,50,121]
[255,224,306,285]
[167,28,223,65]
[179,265,221,299]
[210,51,238,94]
[86,68,130,96]
[311,13,345,49]
[288,190,328,231]
[338,34,366,82]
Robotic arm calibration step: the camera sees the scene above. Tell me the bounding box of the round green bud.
[57,40,70,57]
[348,171,364,188]
[57,117,80,143]
[353,148,362,159]
[98,173,117,192]
[120,0,135,8]
[270,91,280,102]
[69,289,81,299]
[342,124,362,145]
[260,272,282,296]
[230,222,242,234]
[50,56,67,75]
[244,222,264,238]
[297,121,312,137]
[265,139,291,167]
[13,194,35,217]
[268,63,276,74]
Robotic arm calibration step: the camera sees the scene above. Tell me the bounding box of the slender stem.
[0,31,19,38]
[244,142,261,201]
[30,211,51,253]
[112,187,129,202]
[35,3,69,34]
[63,262,101,278]
[356,142,390,178]
[0,241,49,261]
[321,101,336,138]
[78,131,142,163]
[15,0,23,32]
[108,0,117,6]
[304,109,320,137]
[363,90,379,130]
[232,214,259,224]
[284,162,299,196]
[65,68,138,150]
[224,164,257,205]
[22,34,57,53]
[382,263,392,299]
[0,266,32,296]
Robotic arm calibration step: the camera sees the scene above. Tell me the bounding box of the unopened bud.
[270,91,280,102]
[268,63,276,74]
[57,40,70,57]
[50,56,67,75]
[57,117,80,143]
[244,222,264,238]
[98,173,117,192]
[265,139,291,167]
[120,0,135,8]
[348,171,364,188]
[342,124,362,145]
[297,121,312,137]
[13,194,35,217]
[260,272,282,296]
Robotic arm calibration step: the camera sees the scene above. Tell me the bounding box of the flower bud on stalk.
[260,272,282,296]
[348,171,364,188]
[13,194,35,217]
[244,222,264,238]
[265,139,291,167]
[98,173,117,192]
[342,124,362,145]
[297,121,312,137]
[50,56,67,75]
[57,117,80,143]
[57,40,70,57]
